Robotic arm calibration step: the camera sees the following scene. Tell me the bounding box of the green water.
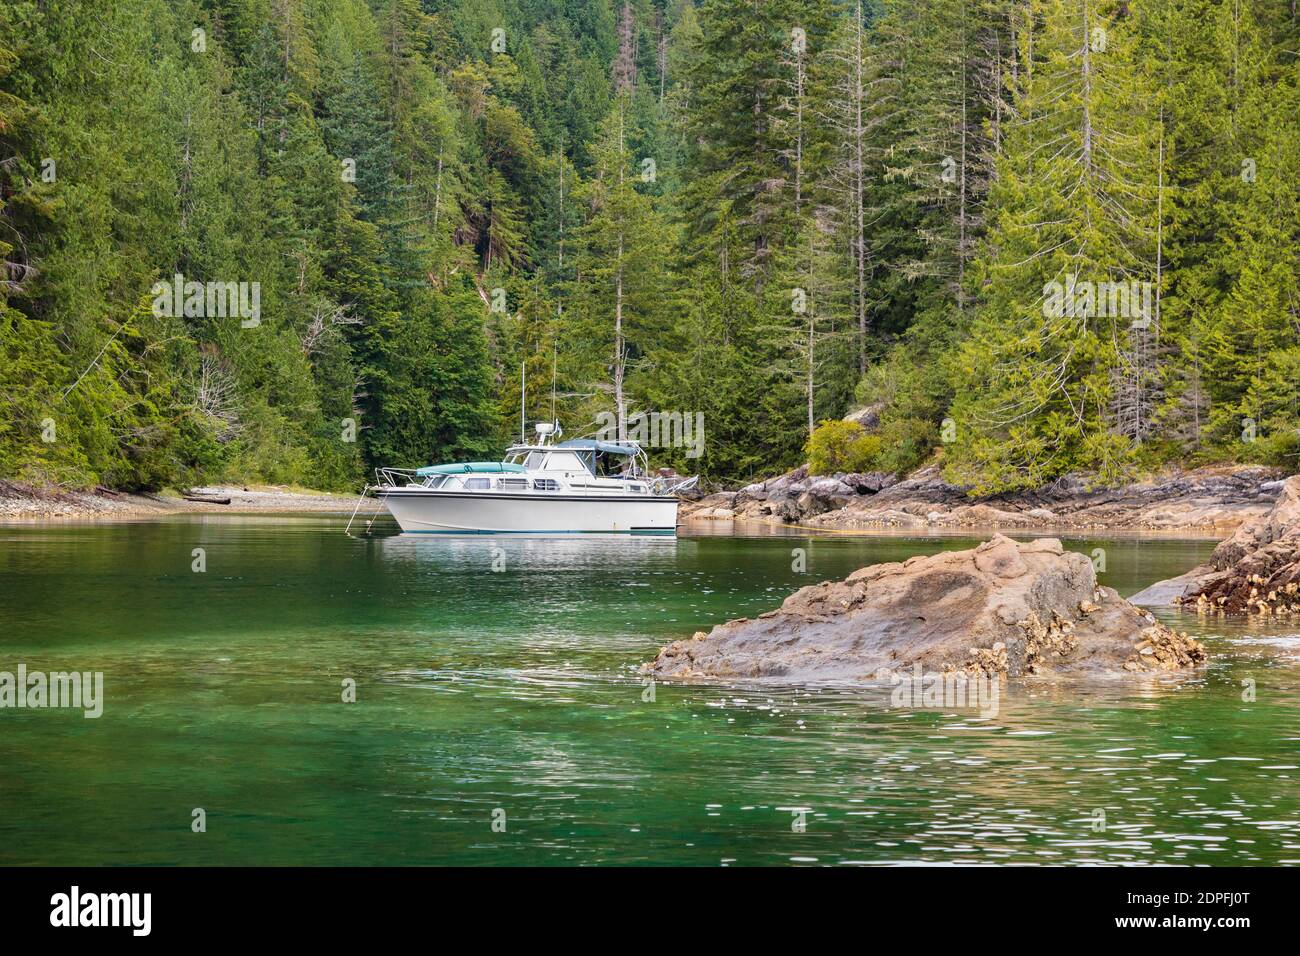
[2,516,1299,866]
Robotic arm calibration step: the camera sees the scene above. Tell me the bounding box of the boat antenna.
[550,343,557,426]
[520,361,526,443]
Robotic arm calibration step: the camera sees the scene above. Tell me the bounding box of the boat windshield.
[594,455,633,478]
[523,451,546,470]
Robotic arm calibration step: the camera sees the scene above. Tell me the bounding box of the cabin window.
[627,484,645,494]
[422,475,448,489]
[464,477,491,490]
[533,478,559,491]
[524,452,546,470]
[498,478,528,490]
[544,452,584,472]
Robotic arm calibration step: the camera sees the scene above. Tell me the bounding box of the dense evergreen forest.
[1,0,1297,493]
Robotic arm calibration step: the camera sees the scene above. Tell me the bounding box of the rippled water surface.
[2,516,1299,865]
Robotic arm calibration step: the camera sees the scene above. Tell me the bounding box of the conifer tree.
[570,95,668,438]
[946,0,1164,492]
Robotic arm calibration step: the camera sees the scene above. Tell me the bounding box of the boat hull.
[379,490,679,533]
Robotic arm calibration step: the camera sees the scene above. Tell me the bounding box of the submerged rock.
[1126,567,1219,607]
[647,534,1204,683]
[1133,475,1300,615]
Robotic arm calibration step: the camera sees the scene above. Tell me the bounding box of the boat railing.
[374,466,422,489]
[651,475,699,496]
[370,464,696,497]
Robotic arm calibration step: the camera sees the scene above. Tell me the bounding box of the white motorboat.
[365,423,697,534]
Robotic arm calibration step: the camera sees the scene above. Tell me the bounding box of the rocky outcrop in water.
[647,535,1205,683]
[682,465,1286,532]
[1131,475,1300,615]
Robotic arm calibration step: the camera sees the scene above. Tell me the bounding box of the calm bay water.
[2,516,1300,866]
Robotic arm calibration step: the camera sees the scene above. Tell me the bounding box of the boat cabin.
[505,439,641,475]
[406,439,651,495]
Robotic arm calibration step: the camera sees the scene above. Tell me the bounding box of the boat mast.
[550,344,557,428]
[520,361,526,443]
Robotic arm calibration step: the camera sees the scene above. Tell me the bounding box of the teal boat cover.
[415,461,526,476]
[557,439,639,456]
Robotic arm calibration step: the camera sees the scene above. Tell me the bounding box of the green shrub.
[806,420,881,475]
[872,416,935,475]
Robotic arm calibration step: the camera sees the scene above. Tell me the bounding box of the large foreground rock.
[647,535,1205,683]
[1132,475,1300,615]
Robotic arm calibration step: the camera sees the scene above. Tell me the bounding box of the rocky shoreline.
[1131,475,1300,614]
[0,480,380,521]
[683,463,1288,534]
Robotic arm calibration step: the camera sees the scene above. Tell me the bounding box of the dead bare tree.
[193,348,243,442]
[300,300,360,356]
